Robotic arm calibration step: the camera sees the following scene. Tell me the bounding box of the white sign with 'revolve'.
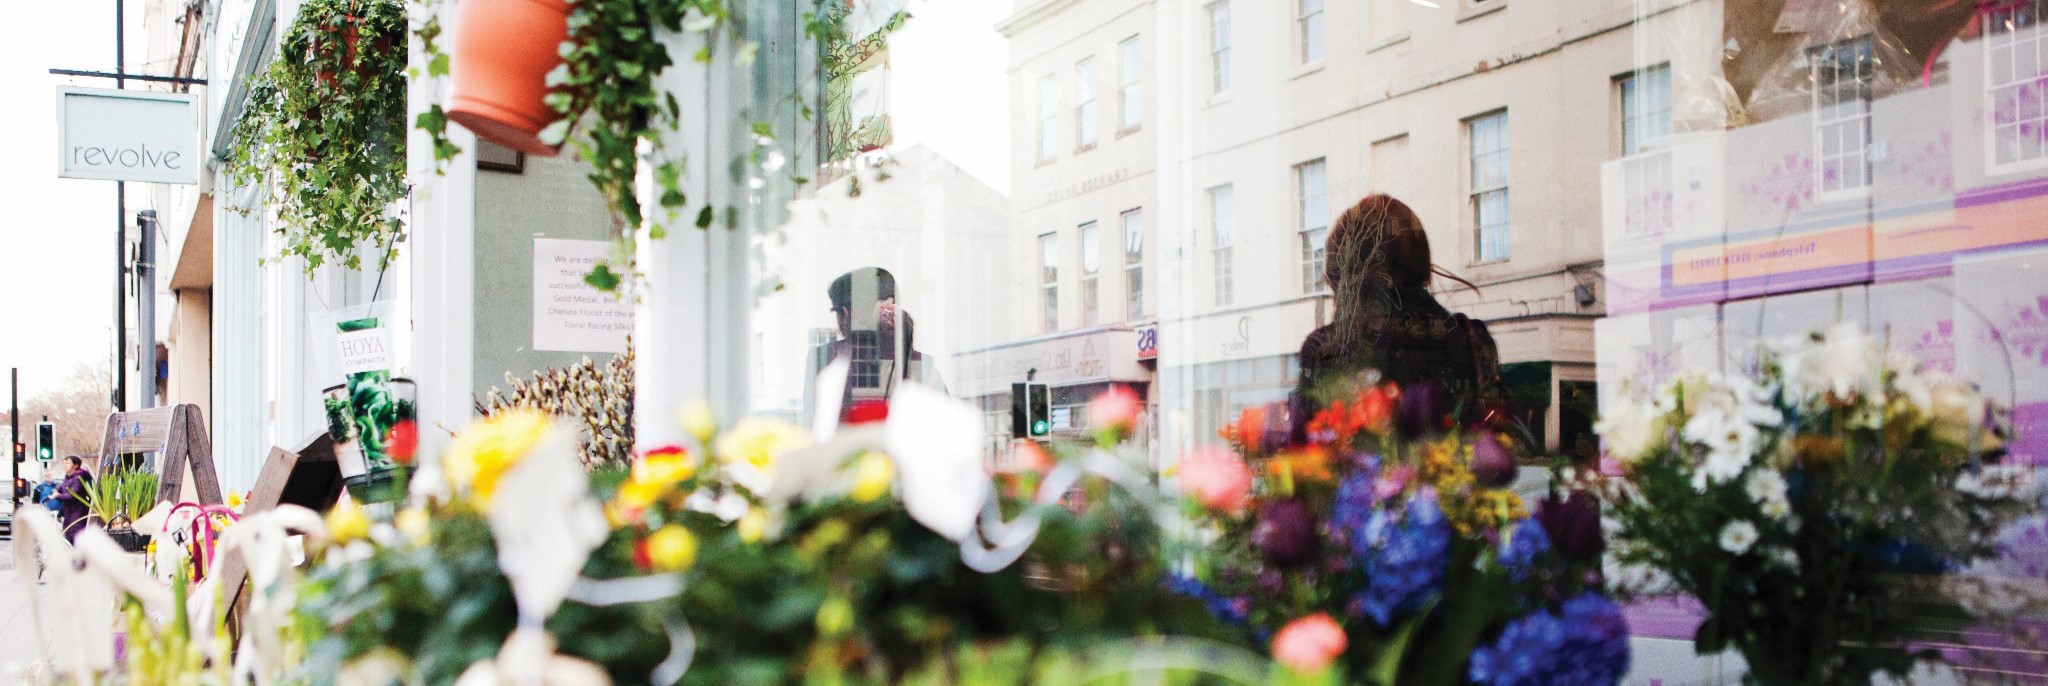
[55,87,199,185]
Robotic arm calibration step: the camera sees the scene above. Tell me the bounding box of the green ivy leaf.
[583,263,621,291]
[694,205,713,229]
[538,119,572,146]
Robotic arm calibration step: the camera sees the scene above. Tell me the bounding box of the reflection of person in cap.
[807,267,947,425]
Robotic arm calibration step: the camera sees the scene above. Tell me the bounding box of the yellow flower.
[715,417,810,472]
[618,447,700,513]
[327,497,370,544]
[849,452,895,503]
[738,507,769,543]
[816,595,855,636]
[442,410,553,510]
[680,402,718,445]
[227,491,246,509]
[645,525,699,572]
[395,508,431,546]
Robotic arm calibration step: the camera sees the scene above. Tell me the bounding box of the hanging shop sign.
[55,87,200,185]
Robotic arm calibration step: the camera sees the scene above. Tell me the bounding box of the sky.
[0,1,143,399]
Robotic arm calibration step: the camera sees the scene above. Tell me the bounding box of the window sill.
[1468,258,1510,268]
[1035,156,1058,169]
[1116,125,1144,140]
[1368,32,1410,54]
[1290,60,1326,81]
[1457,1,1505,23]
[1205,91,1235,109]
[1074,143,1098,155]
[1810,187,1871,206]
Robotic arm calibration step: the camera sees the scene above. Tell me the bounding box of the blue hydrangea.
[1165,573,1252,627]
[1330,460,1380,553]
[1468,592,1631,686]
[1354,495,1450,625]
[1500,517,1551,581]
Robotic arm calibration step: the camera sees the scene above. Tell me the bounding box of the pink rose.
[1087,385,1144,437]
[1272,613,1347,673]
[1178,447,1254,515]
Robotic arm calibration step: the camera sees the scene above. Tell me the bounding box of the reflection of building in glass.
[1598,1,2048,471]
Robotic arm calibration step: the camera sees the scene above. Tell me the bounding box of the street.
[0,535,54,684]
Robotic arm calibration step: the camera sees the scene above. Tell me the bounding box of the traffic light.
[1011,382,1052,438]
[11,442,22,463]
[1011,380,1056,440]
[35,422,53,461]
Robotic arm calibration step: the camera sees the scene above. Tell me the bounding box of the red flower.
[845,400,890,424]
[1353,384,1399,435]
[385,420,419,466]
[1087,385,1144,438]
[1272,613,1348,673]
[631,536,654,571]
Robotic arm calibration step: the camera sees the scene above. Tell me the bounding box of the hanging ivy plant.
[224,0,411,274]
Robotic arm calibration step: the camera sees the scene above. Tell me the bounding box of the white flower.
[1596,402,1666,465]
[1900,373,1993,449]
[1700,449,1751,488]
[1685,407,1759,486]
[1957,465,2035,501]
[1718,520,1761,555]
[1744,469,1792,519]
[1780,323,1881,404]
[1767,547,1800,571]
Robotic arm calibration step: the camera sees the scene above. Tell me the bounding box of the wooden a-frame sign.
[219,431,346,642]
[99,404,223,506]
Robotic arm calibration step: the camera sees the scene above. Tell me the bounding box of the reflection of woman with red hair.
[1295,195,1503,418]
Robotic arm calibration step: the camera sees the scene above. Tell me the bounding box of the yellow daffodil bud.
[395,508,431,546]
[849,452,895,503]
[680,402,718,445]
[646,525,699,572]
[738,507,769,544]
[327,498,370,544]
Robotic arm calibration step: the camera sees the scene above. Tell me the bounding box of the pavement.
[0,536,55,684]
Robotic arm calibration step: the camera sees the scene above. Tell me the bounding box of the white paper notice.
[337,328,393,375]
[533,238,633,353]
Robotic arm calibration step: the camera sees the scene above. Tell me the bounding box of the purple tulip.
[1471,431,1517,488]
[1536,490,1605,563]
[1253,498,1323,568]
[1396,382,1450,440]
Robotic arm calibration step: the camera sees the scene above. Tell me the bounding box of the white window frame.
[1209,184,1236,306]
[1298,0,1325,65]
[1076,57,1099,150]
[1810,37,1874,202]
[1119,36,1143,133]
[1295,158,1330,293]
[1207,1,1233,94]
[1986,0,2048,173]
[1122,208,1144,320]
[1037,75,1058,163]
[1467,110,1511,263]
[1618,65,1675,238]
[1040,232,1059,332]
[1080,221,1100,326]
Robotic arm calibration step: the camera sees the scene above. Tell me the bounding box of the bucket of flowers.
[1597,323,2039,685]
[1170,378,1631,685]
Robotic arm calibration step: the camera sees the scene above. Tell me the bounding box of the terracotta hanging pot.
[449,0,571,156]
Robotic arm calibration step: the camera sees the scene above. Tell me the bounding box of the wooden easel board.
[220,431,344,643]
[98,404,222,506]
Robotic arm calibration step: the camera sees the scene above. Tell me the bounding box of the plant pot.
[449,0,571,156]
[107,527,150,554]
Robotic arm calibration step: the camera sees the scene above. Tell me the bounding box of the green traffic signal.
[1031,419,1049,435]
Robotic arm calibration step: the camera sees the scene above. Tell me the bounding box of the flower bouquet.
[1598,323,2038,685]
[1173,379,1630,685]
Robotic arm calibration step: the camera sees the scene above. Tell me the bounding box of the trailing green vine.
[223,0,411,274]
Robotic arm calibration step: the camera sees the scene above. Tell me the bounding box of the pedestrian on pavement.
[52,456,94,543]
[35,468,58,513]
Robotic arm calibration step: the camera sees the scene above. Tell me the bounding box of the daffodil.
[849,452,895,503]
[617,446,700,513]
[738,507,769,543]
[395,507,431,546]
[327,497,370,544]
[680,402,718,445]
[715,417,810,473]
[442,410,553,510]
[644,524,698,572]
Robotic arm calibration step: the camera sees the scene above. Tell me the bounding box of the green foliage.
[82,469,160,528]
[222,0,410,274]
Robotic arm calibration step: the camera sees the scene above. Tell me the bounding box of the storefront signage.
[1136,324,1158,360]
[1043,168,1130,205]
[336,328,394,375]
[533,238,633,353]
[55,87,199,185]
[950,329,1146,398]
